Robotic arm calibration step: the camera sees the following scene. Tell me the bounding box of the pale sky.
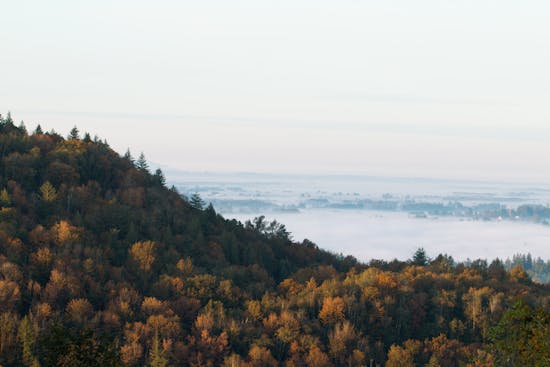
[1,1,549,182]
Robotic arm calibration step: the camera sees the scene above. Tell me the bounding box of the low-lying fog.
[170,171,550,262]
[228,210,550,262]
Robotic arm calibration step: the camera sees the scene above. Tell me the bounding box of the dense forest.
[0,113,548,367]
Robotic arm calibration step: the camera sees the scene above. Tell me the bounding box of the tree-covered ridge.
[0,114,548,366]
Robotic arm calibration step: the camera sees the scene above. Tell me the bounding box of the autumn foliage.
[0,115,548,366]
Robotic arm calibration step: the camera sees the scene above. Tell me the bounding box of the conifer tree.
[190,193,205,210]
[136,152,149,172]
[18,121,27,133]
[412,248,429,266]
[5,111,13,125]
[154,169,166,187]
[68,126,80,140]
[34,125,43,134]
[124,148,134,163]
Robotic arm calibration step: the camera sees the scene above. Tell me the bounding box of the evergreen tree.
[190,193,205,210]
[19,121,27,133]
[154,169,166,187]
[68,126,80,140]
[412,248,429,266]
[34,125,43,135]
[83,132,92,142]
[5,111,14,125]
[123,148,134,163]
[136,152,149,172]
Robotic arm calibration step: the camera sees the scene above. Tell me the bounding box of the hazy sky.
[2,1,549,182]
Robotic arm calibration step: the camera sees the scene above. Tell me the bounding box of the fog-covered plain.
[229,210,550,262]
[172,172,550,262]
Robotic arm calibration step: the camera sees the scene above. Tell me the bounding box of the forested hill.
[0,114,355,280]
[0,114,549,367]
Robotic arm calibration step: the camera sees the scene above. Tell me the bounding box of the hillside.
[0,114,548,367]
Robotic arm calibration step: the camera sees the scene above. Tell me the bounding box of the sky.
[1,0,550,183]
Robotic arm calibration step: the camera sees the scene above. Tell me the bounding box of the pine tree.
[412,248,429,266]
[68,126,80,140]
[83,132,92,142]
[5,111,13,125]
[34,125,43,135]
[136,152,149,172]
[124,148,134,163]
[18,121,27,133]
[190,193,205,210]
[154,169,166,187]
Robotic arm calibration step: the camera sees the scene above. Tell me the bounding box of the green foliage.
[136,152,149,172]
[190,193,205,210]
[154,168,166,187]
[40,325,122,367]
[68,126,80,140]
[489,301,549,367]
[412,247,429,266]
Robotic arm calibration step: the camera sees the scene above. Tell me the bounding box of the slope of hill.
[0,114,548,367]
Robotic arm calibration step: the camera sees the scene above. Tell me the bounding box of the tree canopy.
[0,114,548,366]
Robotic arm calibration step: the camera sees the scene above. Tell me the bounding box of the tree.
[18,121,27,133]
[0,188,10,207]
[66,298,94,325]
[190,193,205,210]
[154,169,166,187]
[319,297,345,325]
[124,148,134,163]
[306,346,332,367]
[18,316,39,367]
[489,301,549,366]
[248,345,277,367]
[148,330,168,367]
[328,321,358,365]
[386,343,417,367]
[130,241,158,272]
[68,126,80,140]
[40,181,58,202]
[412,248,429,266]
[34,124,43,134]
[136,152,149,172]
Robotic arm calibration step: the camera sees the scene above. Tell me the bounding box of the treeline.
[0,114,548,366]
[504,253,550,284]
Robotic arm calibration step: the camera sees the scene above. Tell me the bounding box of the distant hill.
[0,113,548,367]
